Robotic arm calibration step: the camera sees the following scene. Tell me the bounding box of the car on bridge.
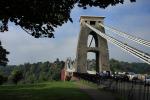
[145,75,150,85]
[125,72,138,81]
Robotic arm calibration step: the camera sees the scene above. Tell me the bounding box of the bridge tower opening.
[76,16,110,73]
[87,32,99,73]
[87,52,97,73]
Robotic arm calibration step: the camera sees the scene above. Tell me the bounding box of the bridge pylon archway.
[76,16,110,73]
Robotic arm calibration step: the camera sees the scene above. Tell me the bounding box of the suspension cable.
[99,23,150,48]
[89,36,94,47]
[83,22,150,65]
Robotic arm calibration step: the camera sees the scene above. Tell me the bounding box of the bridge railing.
[73,72,150,100]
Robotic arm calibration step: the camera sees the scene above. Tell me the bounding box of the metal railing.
[73,72,150,100]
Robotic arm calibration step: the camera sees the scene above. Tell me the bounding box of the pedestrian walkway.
[75,81,117,100]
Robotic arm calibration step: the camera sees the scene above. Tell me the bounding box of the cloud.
[0,22,78,65]
[0,1,150,65]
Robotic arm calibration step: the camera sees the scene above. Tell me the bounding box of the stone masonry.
[76,16,110,73]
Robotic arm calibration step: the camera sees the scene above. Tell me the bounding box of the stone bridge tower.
[76,16,110,73]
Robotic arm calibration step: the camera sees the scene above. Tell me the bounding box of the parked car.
[145,76,150,85]
[126,72,138,81]
[137,74,146,82]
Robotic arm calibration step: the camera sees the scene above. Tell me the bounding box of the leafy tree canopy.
[11,69,23,84]
[0,41,9,66]
[0,0,135,38]
[0,0,135,66]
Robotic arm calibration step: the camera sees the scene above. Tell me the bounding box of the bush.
[11,70,23,84]
[0,74,7,85]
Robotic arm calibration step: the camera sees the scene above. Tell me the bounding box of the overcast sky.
[0,0,150,65]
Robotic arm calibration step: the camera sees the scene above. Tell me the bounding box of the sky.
[0,0,150,65]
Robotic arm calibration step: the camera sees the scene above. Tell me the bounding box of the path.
[75,81,117,100]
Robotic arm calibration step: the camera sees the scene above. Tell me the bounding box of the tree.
[11,70,23,84]
[0,74,7,85]
[0,41,9,66]
[0,0,136,38]
[0,0,136,66]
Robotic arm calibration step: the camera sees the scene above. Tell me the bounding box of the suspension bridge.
[65,16,150,74]
[61,16,150,100]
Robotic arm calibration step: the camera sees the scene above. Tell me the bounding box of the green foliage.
[0,74,7,85]
[0,59,65,84]
[1,58,149,85]
[0,41,9,66]
[109,59,150,74]
[0,0,136,68]
[0,0,135,38]
[0,82,91,100]
[11,70,23,84]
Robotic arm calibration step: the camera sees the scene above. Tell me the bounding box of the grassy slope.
[0,81,91,100]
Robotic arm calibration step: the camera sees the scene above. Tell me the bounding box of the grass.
[79,80,98,88]
[0,81,91,100]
